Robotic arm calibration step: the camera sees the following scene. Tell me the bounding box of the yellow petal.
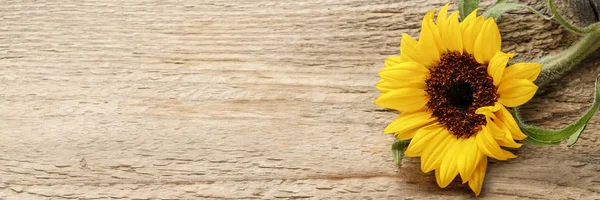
[394,116,433,140]
[435,2,450,54]
[435,167,443,187]
[404,124,443,157]
[387,108,433,141]
[437,139,460,188]
[497,79,538,107]
[501,62,543,83]
[384,56,403,69]
[384,109,437,140]
[475,126,517,160]
[376,79,393,93]
[381,61,429,74]
[400,33,427,63]
[475,102,502,116]
[400,33,426,64]
[379,79,426,90]
[460,8,479,31]
[486,117,522,148]
[462,15,484,54]
[497,105,527,140]
[383,110,435,134]
[428,22,446,56]
[436,3,450,52]
[379,62,428,89]
[478,102,523,148]
[428,10,447,55]
[376,79,426,94]
[457,137,482,183]
[488,51,514,86]
[444,11,463,53]
[374,88,429,112]
[421,129,453,172]
[395,126,419,141]
[437,3,450,26]
[468,156,487,196]
[419,10,442,65]
[474,18,501,64]
[377,79,420,93]
[494,118,524,148]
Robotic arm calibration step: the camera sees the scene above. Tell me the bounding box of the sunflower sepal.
[392,139,410,167]
[513,75,600,146]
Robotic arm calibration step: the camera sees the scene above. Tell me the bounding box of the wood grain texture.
[0,0,598,199]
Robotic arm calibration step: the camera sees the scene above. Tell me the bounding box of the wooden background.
[0,0,599,199]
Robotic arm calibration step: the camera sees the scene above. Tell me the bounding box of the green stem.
[545,0,599,34]
[535,29,600,86]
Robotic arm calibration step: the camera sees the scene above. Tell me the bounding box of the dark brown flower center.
[425,52,497,138]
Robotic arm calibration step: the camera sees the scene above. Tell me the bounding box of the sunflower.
[375,3,542,196]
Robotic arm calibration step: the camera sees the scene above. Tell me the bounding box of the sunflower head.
[375,3,542,196]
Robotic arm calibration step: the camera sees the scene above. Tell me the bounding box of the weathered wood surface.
[0,0,598,199]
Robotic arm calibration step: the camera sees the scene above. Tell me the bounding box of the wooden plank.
[0,0,598,199]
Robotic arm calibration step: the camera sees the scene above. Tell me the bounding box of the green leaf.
[514,75,600,146]
[566,124,585,146]
[483,0,550,22]
[459,0,479,20]
[392,139,410,167]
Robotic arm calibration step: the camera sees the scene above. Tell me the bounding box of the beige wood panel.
[0,0,598,199]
